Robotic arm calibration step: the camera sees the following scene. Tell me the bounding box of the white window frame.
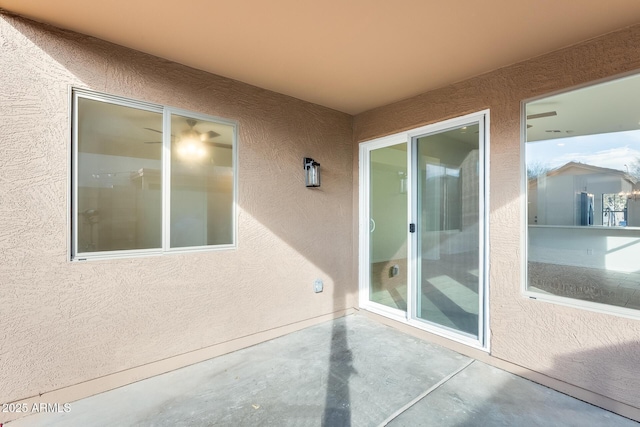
[520,71,640,320]
[70,88,238,261]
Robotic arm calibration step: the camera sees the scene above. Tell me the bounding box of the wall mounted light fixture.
[304,157,321,187]
[623,190,640,201]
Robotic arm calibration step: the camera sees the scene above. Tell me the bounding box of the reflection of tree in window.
[602,193,627,227]
[629,157,640,181]
[527,161,550,179]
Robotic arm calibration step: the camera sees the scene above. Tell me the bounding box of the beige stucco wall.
[3,9,640,419]
[354,24,640,409]
[0,13,355,408]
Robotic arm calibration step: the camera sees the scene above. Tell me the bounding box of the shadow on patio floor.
[8,314,637,427]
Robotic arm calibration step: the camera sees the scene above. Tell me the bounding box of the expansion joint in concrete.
[377,359,476,426]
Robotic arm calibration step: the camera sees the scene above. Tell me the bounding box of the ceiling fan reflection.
[143,119,231,149]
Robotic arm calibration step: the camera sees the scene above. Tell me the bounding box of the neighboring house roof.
[546,161,637,184]
[529,161,639,190]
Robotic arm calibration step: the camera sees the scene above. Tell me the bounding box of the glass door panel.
[416,125,481,337]
[369,143,408,311]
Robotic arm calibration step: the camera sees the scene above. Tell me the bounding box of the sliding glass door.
[360,112,488,348]
[415,124,483,339]
[369,143,408,313]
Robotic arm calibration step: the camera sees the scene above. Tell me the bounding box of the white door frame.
[359,110,490,351]
[359,133,412,324]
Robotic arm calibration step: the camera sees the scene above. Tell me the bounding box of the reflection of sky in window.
[526,129,640,172]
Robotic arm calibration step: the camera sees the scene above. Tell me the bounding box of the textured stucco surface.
[0,14,355,407]
[354,25,640,409]
[3,10,640,419]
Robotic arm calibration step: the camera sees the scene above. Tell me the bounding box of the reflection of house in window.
[528,161,640,227]
[527,160,640,310]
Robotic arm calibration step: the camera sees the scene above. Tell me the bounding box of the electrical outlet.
[314,279,323,293]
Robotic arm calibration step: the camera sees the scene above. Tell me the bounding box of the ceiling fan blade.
[201,130,221,140]
[144,128,175,138]
[527,111,557,120]
[204,142,232,149]
[143,141,162,144]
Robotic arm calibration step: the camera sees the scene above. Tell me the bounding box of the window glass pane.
[369,143,408,311]
[76,97,162,252]
[417,125,480,337]
[525,73,640,310]
[170,114,234,248]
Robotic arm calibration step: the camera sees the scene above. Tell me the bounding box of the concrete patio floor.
[9,314,638,426]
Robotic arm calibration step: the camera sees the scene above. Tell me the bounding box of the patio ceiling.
[1,1,640,114]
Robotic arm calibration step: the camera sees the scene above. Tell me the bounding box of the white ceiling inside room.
[1,0,640,114]
[526,73,640,143]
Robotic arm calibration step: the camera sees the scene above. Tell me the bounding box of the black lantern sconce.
[304,157,321,187]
